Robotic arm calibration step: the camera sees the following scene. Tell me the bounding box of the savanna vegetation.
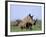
[10,19,42,32]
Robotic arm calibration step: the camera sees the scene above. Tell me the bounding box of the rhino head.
[28,14,37,25]
[33,19,37,25]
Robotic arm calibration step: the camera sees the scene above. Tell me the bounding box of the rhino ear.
[31,16,33,19]
[29,14,31,16]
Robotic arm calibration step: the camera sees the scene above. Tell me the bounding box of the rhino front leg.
[29,25,32,30]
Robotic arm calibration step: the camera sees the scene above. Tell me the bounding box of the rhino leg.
[26,23,29,30]
[26,23,32,30]
[20,26,23,29]
[29,25,32,30]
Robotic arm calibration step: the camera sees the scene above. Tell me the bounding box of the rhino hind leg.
[20,26,23,29]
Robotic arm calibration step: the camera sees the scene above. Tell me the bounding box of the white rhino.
[17,14,37,30]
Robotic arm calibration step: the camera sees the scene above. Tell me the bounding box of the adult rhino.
[17,14,37,30]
